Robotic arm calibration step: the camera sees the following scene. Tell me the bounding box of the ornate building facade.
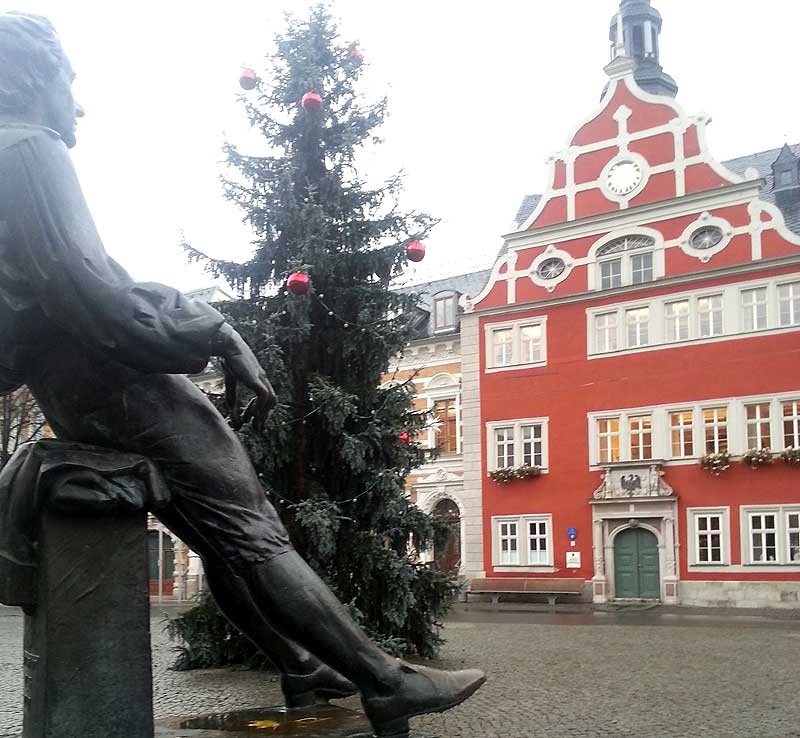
[461,0,800,607]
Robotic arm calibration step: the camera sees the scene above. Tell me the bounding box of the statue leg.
[155,508,357,708]
[240,550,485,737]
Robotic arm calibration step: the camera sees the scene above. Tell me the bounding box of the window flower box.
[699,451,731,476]
[488,465,542,484]
[780,447,800,466]
[741,448,775,468]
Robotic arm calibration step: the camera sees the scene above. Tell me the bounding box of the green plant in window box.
[741,448,775,468]
[780,447,800,466]
[514,464,542,480]
[488,465,542,483]
[488,467,516,483]
[699,451,731,475]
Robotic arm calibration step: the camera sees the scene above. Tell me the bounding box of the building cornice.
[502,180,763,247]
[469,254,800,320]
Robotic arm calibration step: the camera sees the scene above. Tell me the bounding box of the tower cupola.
[608,0,678,98]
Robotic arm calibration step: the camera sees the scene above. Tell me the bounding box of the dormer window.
[595,234,656,291]
[433,292,457,331]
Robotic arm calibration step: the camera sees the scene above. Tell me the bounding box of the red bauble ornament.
[349,47,364,65]
[239,69,258,90]
[301,92,323,112]
[399,432,410,445]
[406,241,426,262]
[287,272,310,295]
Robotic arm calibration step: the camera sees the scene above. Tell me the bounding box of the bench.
[467,577,584,606]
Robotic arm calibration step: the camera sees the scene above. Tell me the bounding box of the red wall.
[479,265,800,581]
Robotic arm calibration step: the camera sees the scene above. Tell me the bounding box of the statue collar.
[0,123,62,152]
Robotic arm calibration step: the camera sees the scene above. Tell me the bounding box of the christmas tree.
[172,4,460,665]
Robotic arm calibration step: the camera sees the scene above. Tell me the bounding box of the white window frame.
[422,373,462,455]
[744,401,772,450]
[740,505,800,566]
[432,292,457,332]
[669,409,694,459]
[588,229,664,292]
[702,406,728,454]
[594,312,618,353]
[628,415,653,461]
[589,393,800,467]
[498,520,519,565]
[486,418,549,472]
[741,286,768,332]
[782,398,800,449]
[597,416,621,463]
[625,306,650,348]
[492,514,554,569]
[777,281,800,328]
[664,299,690,342]
[485,317,548,372]
[697,294,724,338]
[686,507,730,567]
[586,273,800,358]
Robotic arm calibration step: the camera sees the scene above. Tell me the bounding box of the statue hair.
[0,12,65,115]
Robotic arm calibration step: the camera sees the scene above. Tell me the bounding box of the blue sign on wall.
[567,527,577,540]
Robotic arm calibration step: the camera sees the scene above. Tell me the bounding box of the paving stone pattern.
[1,607,800,738]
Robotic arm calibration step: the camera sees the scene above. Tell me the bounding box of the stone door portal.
[614,528,660,599]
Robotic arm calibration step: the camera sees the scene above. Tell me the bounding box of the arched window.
[596,235,656,290]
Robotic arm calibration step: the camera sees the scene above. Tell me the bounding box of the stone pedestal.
[23,508,153,738]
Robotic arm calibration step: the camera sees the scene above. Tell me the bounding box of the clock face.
[606,160,643,196]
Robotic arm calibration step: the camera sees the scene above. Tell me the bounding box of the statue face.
[41,57,84,149]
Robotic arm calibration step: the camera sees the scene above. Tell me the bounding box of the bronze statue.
[0,12,484,737]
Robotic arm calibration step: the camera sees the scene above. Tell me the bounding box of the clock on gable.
[605,159,643,196]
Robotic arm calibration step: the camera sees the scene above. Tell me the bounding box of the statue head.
[0,12,84,148]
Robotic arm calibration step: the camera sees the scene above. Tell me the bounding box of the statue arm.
[8,130,226,375]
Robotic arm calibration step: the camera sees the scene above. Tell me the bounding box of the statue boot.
[203,559,358,707]
[243,551,486,737]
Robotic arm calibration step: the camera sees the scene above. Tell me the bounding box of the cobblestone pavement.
[2,605,800,738]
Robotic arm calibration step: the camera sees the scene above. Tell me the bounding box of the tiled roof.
[513,194,542,228]
[396,270,492,339]
[723,143,800,234]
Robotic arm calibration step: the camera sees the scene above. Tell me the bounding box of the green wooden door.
[614,528,660,599]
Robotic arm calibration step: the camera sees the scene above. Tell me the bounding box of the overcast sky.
[9,1,800,292]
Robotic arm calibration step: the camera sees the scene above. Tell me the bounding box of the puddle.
[178,704,372,737]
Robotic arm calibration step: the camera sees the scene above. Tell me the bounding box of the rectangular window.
[778,282,800,327]
[749,513,777,563]
[629,415,652,460]
[492,329,513,367]
[626,307,649,348]
[630,252,653,285]
[665,300,690,342]
[499,522,519,565]
[698,295,723,337]
[788,513,800,564]
[487,319,547,370]
[745,402,772,450]
[519,324,543,364]
[433,295,456,330]
[696,514,723,563]
[594,313,618,353]
[600,259,622,290]
[434,399,458,454]
[598,418,620,463]
[528,520,549,565]
[703,407,728,454]
[741,287,768,331]
[783,399,800,448]
[495,427,514,468]
[521,424,544,467]
[670,410,694,458]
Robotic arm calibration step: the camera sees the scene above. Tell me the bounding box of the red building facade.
[462,1,800,607]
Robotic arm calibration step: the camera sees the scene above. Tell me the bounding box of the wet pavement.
[2,603,800,737]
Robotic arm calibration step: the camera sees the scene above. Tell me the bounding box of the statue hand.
[215,324,276,431]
